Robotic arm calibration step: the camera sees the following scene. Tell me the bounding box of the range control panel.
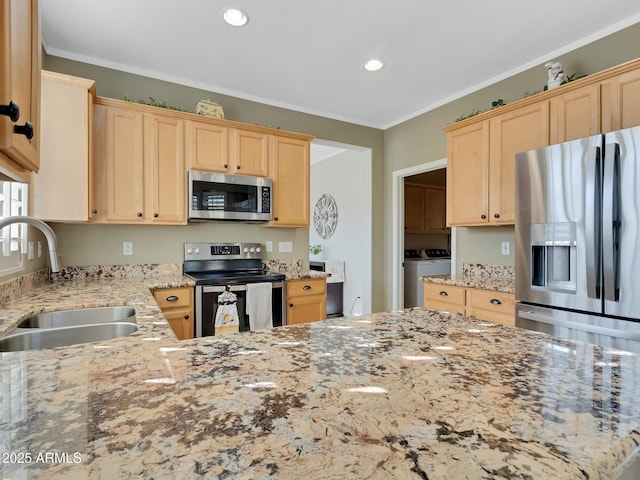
[184,242,263,261]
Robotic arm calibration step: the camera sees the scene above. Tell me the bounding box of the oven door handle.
[201,282,284,293]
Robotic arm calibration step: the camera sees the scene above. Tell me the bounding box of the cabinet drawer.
[153,287,193,309]
[287,278,326,297]
[424,283,466,307]
[467,289,515,326]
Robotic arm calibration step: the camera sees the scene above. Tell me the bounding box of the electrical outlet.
[279,241,293,253]
[501,241,510,255]
[27,242,34,260]
[265,241,273,252]
[37,241,42,258]
[123,242,134,256]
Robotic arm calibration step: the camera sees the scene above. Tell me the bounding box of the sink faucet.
[0,216,60,272]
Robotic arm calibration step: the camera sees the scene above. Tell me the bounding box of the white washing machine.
[404,249,451,308]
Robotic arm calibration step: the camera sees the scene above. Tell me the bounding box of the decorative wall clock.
[313,194,338,239]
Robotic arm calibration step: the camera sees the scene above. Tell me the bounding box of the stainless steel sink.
[17,306,136,329]
[0,322,139,352]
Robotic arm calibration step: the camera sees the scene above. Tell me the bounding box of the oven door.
[195,282,285,336]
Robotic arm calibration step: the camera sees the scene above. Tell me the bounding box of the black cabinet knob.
[481,214,487,219]
[153,213,159,218]
[289,303,294,308]
[273,217,278,221]
[0,101,20,122]
[91,209,97,214]
[166,295,179,302]
[223,164,228,169]
[184,314,190,320]
[494,213,500,219]
[14,122,34,139]
[136,212,143,217]
[236,165,241,170]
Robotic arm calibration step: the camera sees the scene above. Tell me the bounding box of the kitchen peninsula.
[1,271,639,479]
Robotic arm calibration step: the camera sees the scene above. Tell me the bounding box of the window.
[0,180,28,274]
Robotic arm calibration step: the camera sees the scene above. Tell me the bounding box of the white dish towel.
[324,260,345,283]
[246,282,273,331]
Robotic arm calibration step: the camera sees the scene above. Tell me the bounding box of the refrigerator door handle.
[602,142,619,302]
[585,145,601,299]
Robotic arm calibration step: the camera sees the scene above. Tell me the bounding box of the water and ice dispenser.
[530,223,577,292]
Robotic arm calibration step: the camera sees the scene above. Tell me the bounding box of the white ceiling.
[41,0,640,129]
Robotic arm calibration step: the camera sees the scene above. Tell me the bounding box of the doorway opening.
[391,159,450,310]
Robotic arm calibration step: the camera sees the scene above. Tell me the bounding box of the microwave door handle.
[602,142,619,302]
[585,145,601,299]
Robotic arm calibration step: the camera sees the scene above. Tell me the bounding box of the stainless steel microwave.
[188,170,272,222]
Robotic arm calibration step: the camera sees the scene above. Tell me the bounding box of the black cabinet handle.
[14,122,34,139]
[439,291,448,296]
[136,212,143,217]
[273,217,279,221]
[494,213,500,219]
[481,214,487,219]
[490,298,502,305]
[303,285,311,290]
[91,209,97,214]
[0,101,20,122]
[166,295,179,302]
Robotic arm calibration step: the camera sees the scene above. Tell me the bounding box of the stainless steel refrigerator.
[515,125,640,354]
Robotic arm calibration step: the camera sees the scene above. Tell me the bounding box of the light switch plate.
[266,241,273,252]
[501,241,510,255]
[123,242,134,256]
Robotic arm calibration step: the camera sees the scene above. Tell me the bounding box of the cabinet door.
[287,296,326,325]
[185,120,229,172]
[446,121,489,225]
[424,283,466,314]
[466,288,515,327]
[269,135,310,227]
[144,114,186,224]
[404,183,425,233]
[230,128,269,176]
[550,84,600,143]
[425,186,447,233]
[489,102,549,224]
[0,0,40,175]
[34,72,94,222]
[101,106,145,222]
[602,67,640,132]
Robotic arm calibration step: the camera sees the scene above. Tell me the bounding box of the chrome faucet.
[0,216,60,272]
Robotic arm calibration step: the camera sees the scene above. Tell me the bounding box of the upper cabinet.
[92,100,186,225]
[405,182,447,233]
[268,135,311,227]
[444,57,640,227]
[33,71,95,222]
[0,0,40,181]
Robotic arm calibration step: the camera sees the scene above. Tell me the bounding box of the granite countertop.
[421,273,515,294]
[2,276,640,479]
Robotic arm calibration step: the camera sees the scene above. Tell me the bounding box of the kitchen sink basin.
[0,322,139,352]
[17,306,136,329]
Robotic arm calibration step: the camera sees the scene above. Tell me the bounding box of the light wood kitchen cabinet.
[92,100,186,224]
[286,277,327,325]
[423,283,466,315]
[0,0,40,181]
[446,102,548,226]
[487,102,549,225]
[152,286,194,340]
[405,182,447,233]
[33,71,95,221]
[550,83,600,144]
[185,122,268,176]
[185,120,229,172]
[601,65,640,132]
[466,289,515,327]
[424,282,515,327]
[268,135,311,227]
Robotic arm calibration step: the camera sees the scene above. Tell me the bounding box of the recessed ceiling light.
[222,8,248,27]
[364,59,384,71]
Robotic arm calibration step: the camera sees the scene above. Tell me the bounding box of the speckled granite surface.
[422,263,516,293]
[1,273,640,479]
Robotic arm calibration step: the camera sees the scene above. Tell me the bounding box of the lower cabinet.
[152,286,194,340]
[423,282,515,327]
[286,278,327,325]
